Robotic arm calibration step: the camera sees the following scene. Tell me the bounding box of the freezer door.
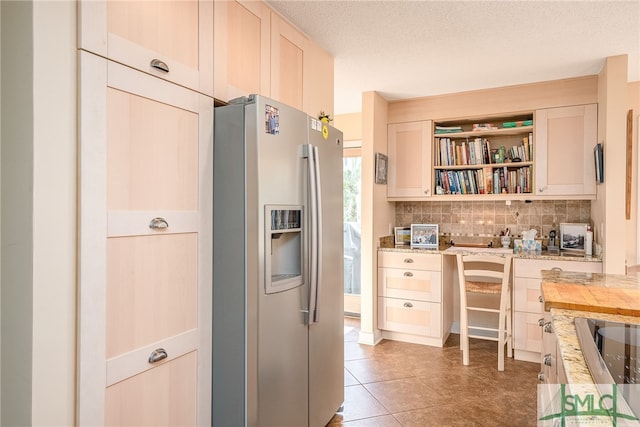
[249,97,311,426]
[307,118,345,426]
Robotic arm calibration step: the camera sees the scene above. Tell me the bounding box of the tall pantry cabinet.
[77,2,213,425]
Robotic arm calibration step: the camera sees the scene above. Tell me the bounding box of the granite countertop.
[378,245,603,263]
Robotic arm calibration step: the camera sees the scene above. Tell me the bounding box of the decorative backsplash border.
[395,200,591,239]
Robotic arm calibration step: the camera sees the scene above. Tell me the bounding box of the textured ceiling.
[266,0,640,114]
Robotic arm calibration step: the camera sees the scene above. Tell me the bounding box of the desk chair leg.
[507,293,513,359]
[461,306,469,366]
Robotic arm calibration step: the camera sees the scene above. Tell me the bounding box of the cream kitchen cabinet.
[78,52,212,425]
[79,0,214,97]
[535,104,598,197]
[213,0,271,102]
[387,121,433,199]
[512,258,602,363]
[269,11,305,111]
[213,2,334,117]
[377,251,451,346]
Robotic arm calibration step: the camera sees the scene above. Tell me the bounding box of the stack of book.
[434,125,462,134]
[434,137,492,166]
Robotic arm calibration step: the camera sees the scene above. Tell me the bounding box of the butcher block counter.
[541,270,640,316]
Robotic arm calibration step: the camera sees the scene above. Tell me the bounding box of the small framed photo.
[394,227,411,246]
[410,224,439,248]
[560,223,588,253]
[374,153,388,184]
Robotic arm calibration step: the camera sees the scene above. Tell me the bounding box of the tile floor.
[328,317,540,426]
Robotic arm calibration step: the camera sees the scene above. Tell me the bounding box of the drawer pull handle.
[551,267,563,272]
[537,372,545,382]
[150,58,170,73]
[543,354,552,366]
[403,302,413,308]
[148,348,168,364]
[403,258,414,263]
[538,295,543,303]
[149,217,169,230]
[543,322,553,334]
[403,272,413,277]
[538,318,545,327]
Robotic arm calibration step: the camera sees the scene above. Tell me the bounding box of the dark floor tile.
[328,384,389,423]
[364,377,447,413]
[338,319,539,426]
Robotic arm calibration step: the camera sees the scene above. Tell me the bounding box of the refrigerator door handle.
[304,144,319,325]
[312,145,323,323]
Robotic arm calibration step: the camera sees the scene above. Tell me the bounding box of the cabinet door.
[78,52,213,425]
[79,0,214,96]
[535,104,597,196]
[378,297,441,337]
[513,311,543,354]
[303,38,334,119]
[270,12,305,110]
[214,0,270,102]
[387,121,433,198]
[514,276,544,313]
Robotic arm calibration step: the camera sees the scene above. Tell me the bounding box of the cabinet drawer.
[378,251,441,271]
[378,268,441,302]
[513,311,543,353]
[514,277,544,313]
[514,258,602,278]
[377,297,441,338]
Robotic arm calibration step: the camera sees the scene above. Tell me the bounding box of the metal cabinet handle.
[538,186,547,193]
[403,271,413,277]
[403,302,413,308]
[543,322,553,333]
[537,372,545,382]
[538,318,545,327]
[538,295,544,303]
[551,267,563,272]
[403,258,414,263]
[149,217,169,230]
[148,348,168,363]
[424,189,430,195]
[543,354,553,366]
[150,58,170,73]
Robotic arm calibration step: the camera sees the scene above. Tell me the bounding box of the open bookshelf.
[433,114,534,197]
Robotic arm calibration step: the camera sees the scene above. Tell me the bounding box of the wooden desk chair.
[456,253,513,371]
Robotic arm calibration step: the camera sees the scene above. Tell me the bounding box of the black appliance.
[575,317,640,421]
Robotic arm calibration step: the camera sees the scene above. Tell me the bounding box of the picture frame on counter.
[559,223,588,253]
[410,224,439,248]
[394,227,411,246]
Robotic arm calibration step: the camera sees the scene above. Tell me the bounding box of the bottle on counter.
[586,226,593,256]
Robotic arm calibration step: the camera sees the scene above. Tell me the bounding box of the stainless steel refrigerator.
[212,95,344,427]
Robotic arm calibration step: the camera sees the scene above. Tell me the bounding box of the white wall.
[593,55,629,274]
[1,1,76,425]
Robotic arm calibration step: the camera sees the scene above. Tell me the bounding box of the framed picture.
[375,153,388,184]
[410,224,439,248]
[560,223,588,253]
[394,227,411,246]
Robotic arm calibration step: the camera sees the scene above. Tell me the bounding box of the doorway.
[343,145,361,316]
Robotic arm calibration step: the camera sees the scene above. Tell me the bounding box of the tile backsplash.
[395,200,591,239]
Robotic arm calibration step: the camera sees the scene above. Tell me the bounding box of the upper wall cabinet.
[270,12,305,111]
[387,121,433,199]
[213,0,271,102]
[535,104,597,197]
[79,0,214,97]
[212,2,334,117]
